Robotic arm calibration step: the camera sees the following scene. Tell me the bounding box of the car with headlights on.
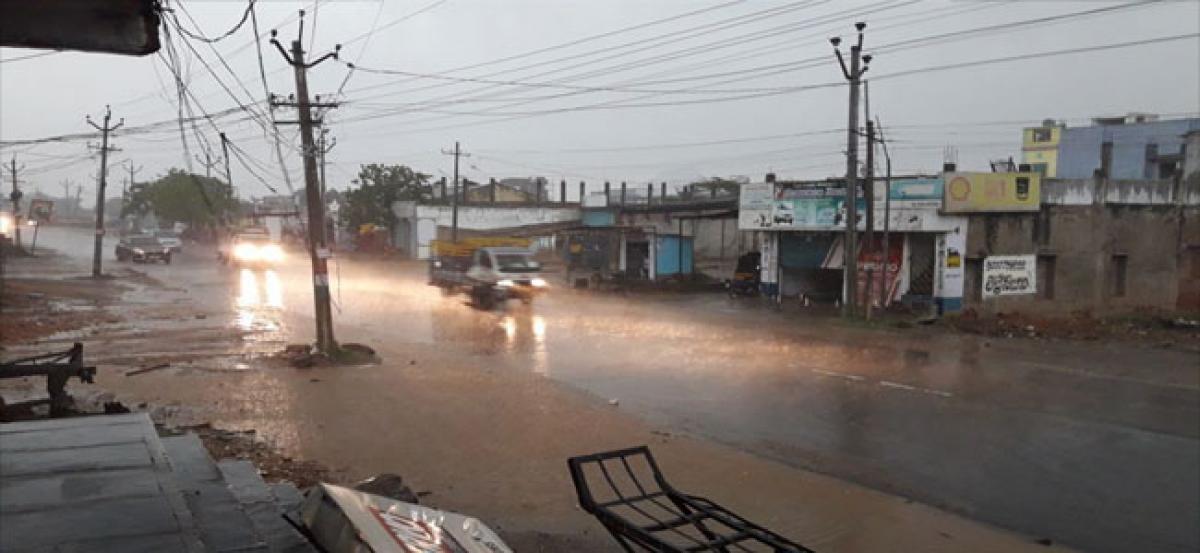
[155,230,184,253]
[218,230,285,267]
[115,234,173,264]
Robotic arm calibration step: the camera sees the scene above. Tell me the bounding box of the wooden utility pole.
[86,106,123,277]
[831,22,871,317]
[270,13,340,355]
[441,141,470,243]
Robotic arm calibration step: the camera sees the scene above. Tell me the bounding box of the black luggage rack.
[568,446,815,552]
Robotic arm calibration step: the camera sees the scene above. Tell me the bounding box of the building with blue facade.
[1024,114,1200,179]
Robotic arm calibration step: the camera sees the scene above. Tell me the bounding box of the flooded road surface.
[32,226,1200,553]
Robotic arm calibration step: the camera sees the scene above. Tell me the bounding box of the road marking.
[880,380,954,398]
[811,369,865,381]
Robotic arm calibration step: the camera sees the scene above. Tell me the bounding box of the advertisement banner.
[856,237,904,307]
[983,255,1037,297]
[875,177,943,209]
[29,199,53,223]
[934,231,965,303]
[737,182,774,230]
[943,172,1040,212]
[771,181,864,230]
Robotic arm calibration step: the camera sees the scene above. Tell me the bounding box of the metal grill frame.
[568,446,815,553]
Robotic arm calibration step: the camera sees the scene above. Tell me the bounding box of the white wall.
[394,203,581,259]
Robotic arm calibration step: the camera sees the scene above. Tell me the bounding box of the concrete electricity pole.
[7,157,24,248]
[270,12,341,355]
[86,106,123,277]
[194,150,222,179]
[831,22,872,318]
[219,133,234,202]
[877,117,893,312]
[441,141,470,243]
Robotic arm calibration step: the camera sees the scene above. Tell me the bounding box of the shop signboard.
[943,172,1040,212]
[982,255,1037,297]
[875,177,943,209]
[738,182,774,230]
[771,181,865,230]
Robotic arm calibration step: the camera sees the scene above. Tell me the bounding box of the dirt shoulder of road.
[1,252,1077,553]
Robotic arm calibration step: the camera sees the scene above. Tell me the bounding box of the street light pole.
[831,22,872,318]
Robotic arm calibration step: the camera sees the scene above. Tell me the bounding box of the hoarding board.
[982,255,1037,297]
[875,177,943,209]
[770,181,864,230]
[29,199,54,223]
[737,182,774,230]
[943,172,1040,212]
[856,238,904,306]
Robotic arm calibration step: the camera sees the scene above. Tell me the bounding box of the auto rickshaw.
[725,251,761,297]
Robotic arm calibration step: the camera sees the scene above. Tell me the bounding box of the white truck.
[429,238,549,309]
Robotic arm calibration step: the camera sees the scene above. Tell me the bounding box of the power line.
[341,0,1157,125]
[168,0,257,43]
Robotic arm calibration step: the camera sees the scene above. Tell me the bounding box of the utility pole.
[441,141,470,243]
[831,22,872,318]
[270,12,341,355]
[7,157,24,249]
[218,133,234,193]
[86,106,123,277]
[877,117,893,312]
[194,150,222,179]
[317,128,336,202]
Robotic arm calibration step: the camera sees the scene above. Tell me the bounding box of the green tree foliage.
[122,169,237,227]
[339,164,431,231]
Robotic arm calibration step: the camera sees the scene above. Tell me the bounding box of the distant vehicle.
[115,234,172,264]
[218,229,284,267]
[155,230,183,253]
[725,251,761,297]
[429,237,548,309]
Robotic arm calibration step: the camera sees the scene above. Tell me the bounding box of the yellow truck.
[429,237,549,308]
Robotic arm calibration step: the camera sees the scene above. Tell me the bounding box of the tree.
[123,169,237,228]
[339,164,431,231]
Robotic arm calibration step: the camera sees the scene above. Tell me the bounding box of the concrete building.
[963,177,1200,313]
[1022,114,1200,179]
[739,169,1200,315]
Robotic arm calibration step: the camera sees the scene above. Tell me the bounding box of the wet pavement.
[20,226,1200,553]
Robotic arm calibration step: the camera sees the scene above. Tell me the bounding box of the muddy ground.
[0,248,1097,552]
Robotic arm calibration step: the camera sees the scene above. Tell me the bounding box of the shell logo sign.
[942,172,1040,212]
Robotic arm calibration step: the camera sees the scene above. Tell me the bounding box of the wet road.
[31,226,1200,553]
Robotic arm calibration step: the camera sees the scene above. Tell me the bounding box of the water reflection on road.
[234,267,285,336]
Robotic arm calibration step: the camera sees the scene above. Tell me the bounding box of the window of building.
[1038,255,1056,300]
[1111,254,1128,298]
[1030,163,1048,176]
[1031,128,1052,143]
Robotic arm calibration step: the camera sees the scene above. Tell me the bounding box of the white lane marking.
[880,379,954,398]
[811,369,866,381]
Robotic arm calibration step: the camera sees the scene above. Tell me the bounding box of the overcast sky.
[1,0,1197,202]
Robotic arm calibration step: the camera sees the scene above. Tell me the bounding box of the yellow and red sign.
[943,172,1040,213]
